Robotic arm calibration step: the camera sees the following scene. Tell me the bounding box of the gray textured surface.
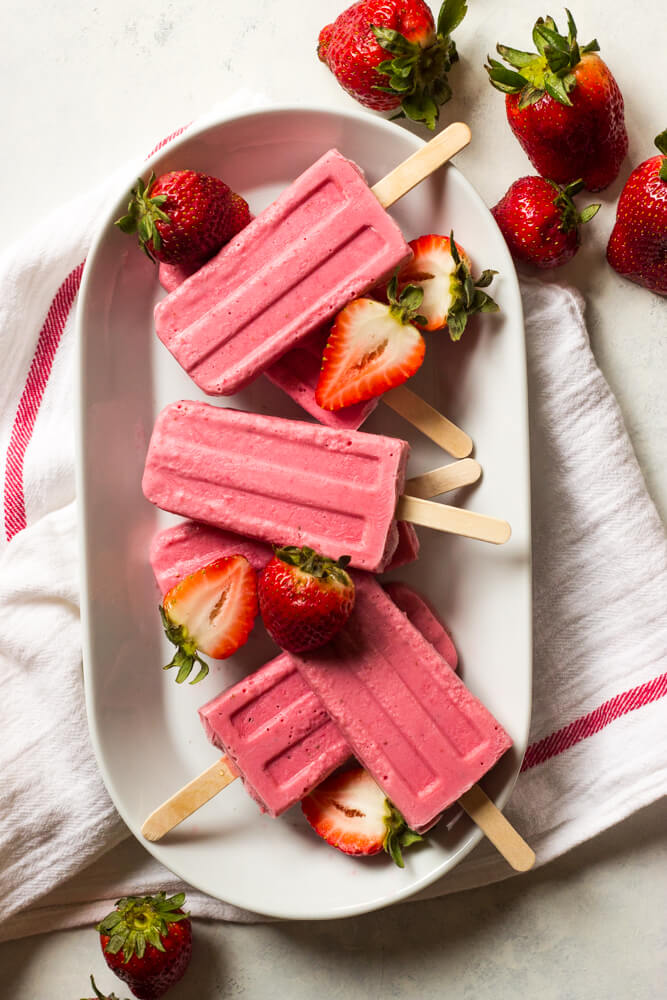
[3,800,666,997]
[1,0,665,995]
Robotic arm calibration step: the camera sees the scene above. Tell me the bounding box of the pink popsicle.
[142,401,408,572]
[198,581,457,817]
[158,263,376,431]
[290,573,512,833]
[153,150,412,396]
[150,518,418,596]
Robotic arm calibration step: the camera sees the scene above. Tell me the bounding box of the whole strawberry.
[96,892,192,1000]
[486,9,628,191]
[116,170,250,266]
[492,176,600,269]
[607,130,667,296]
[258,546,355,652]
[318,0,468,130]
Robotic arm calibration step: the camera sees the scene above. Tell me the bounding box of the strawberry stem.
[159,606,209,684]
[447,232,499,341]
[115,173,171,262]
[373,0,467,130]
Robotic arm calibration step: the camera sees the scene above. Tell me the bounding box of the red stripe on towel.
[3,262,84,540]
[521,671,667,771]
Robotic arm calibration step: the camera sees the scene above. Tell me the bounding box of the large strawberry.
[301,767,423,867]
[116,170,250,266]
[315,275,426,410]
[392,232,499,339]
[492,176,600,269]
[258,546,355,652]
[607,131,667,296]
[318,0,468,130]
[485,8,627,191]
[96,892,192,1000]
[160,556,258,683]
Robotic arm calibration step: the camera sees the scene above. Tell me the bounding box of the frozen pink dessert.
[151,517,419,595]
[198,581,457,816]
[153,149,412,396]
[290,574,512,833]
[142,401,409,572]
[382,580,457,669]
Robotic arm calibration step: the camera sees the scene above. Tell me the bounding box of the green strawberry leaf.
[496,44,536,69]
[437,0,468,37]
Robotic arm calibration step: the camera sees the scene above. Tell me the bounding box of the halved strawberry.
[160,556,258,684]
[315,276,426,410]
[395,232,499,340]
[301,767,423,867]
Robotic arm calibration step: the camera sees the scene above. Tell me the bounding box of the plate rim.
[75,101,532,920]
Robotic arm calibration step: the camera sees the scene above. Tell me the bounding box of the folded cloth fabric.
[1,97,665,941]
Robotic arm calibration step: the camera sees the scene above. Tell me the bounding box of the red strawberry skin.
[492,176,580,268]
[318,0,435,111]
[506,53,627,192]
[607,153,667,296]
[147,171,234,264]
[100,912,192,1000]
[258,548,355,653]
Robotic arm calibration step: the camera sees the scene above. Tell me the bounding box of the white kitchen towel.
[1,98,665,941]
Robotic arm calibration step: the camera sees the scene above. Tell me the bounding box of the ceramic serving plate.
[76,105,532,920]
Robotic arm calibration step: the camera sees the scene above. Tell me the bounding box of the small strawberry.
[607,130,667,296]
[485,8,628,191]
[257,546,355,653]
[391,232,499,339]
[96,892,192,1000]
[116,170,250,266]
[315,275,426,410]
[492,176,600,269]
[160,556,258,683]
[82,976,130,1000]
[301,767,423,867]
[318,0,467,130]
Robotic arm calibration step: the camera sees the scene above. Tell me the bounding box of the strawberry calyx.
[550,178,601,230]
[274,545,353,589]
[96,892,189,964]
[373,0,468,129]
[115,173,171,262]
[656,129,667,182]
[386,273,428,327]
[159,605,209,684]
[383,800,424,868]
[447,233,499,341]
[485,7,600,108]
[84,974,130,1000]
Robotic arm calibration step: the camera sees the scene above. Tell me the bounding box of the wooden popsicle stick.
[406,459,481,500]
[141,755,239,842]
[371,122,472,208]
[383,385,473,458]
[397,494,511,545]
[143,760,534,871]
[458,784,535,872]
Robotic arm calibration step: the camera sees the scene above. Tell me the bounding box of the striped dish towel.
[0,97,665,939]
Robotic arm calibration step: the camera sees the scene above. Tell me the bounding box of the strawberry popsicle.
[142,401,409,572]
[290,573,512,833]
[154,149,412,396]
[197,582,458,817]
[150,519,419,595]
